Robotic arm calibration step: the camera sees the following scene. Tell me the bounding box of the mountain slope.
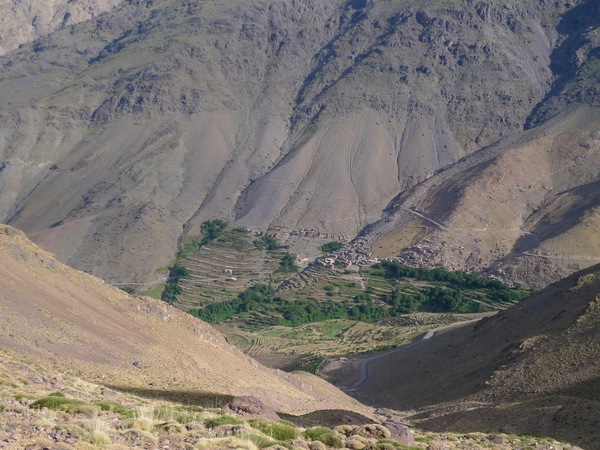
[0,0,573,283]
[360,104,600,288]
[0,224,371,417]
[345,263,600,448]
[359,0,600,289]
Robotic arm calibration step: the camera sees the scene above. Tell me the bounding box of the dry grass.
[0,349,580,449]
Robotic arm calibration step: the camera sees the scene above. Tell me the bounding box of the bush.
[94,401,134,418]
[320,241,344,253]
[248,419,299,440]
[253,234,282,251]
[303,426,344,448]
[31,396,85,412]
[204,415,244,428]
[277,253,299,273]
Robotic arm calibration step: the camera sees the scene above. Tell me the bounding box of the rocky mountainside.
[0,0,121,55]
[0,224,370,417]
[342,262,600,448]
[358,0,600,288]
[0,0,585,285]
[361,104,600,288]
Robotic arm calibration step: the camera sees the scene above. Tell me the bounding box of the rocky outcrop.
[0,0,122,55]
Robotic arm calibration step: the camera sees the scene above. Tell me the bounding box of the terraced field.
[279,265,365,302]
[176,228,290,311]
[216,313,472,371]
[164,225,531,371]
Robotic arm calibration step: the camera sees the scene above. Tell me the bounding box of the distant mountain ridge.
[0,0,597,287]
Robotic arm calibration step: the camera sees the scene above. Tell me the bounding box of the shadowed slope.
[347,263,600,447]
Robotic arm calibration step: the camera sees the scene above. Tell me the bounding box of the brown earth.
[362,105,600,289]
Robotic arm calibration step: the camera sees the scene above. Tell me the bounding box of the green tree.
[277,252,299,273]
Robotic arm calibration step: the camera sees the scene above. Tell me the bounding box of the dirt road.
[339,319,481,392]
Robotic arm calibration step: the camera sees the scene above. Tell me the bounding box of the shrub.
[48,392,66,397]
[303,426,343,448]
[94,401,134,418]
[277,253,299,273]
[204,415,244,428]
[248,418,299,440]
[320,241,344,253]
[30,396,86,412]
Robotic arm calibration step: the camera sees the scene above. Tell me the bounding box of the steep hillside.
[360,105,600,288]
[336,263,600,448]
[0,224,370,417]
[359,0,600,289]
[0,0,573,284]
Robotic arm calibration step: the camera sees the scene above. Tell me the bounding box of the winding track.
[342,319,480,392]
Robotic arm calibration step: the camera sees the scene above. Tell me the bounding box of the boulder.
[224,396,280,421]
[488,435,505,445]
[290,439,310,449]
[213,424,251,438]
[345,438,366,450]
[383,421,416,446]
[349,424,391,440]
[308,442,327,450]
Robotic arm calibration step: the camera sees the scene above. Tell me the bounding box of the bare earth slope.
[361,105,600,288]
[0,224,371,417]
[342,264,600,448]
[0,0,574,284]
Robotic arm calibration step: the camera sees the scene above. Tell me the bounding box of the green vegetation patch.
[31,395,86,412]
[253,234,284,251]
[248,418,300,440]
[303,426,343,448]
[94,401,135,418]
[204,415,244,428]
[192,284,388,327]
[320,241,344,253]
[277,252,299,273]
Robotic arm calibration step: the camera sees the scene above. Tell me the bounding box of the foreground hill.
[334,263,600,448]
[0,0,577,285]
[0,224,370,417]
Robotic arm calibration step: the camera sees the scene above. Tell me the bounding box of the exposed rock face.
[361,105,600,288]
[0,0,122,55]
[0,0,581,284]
